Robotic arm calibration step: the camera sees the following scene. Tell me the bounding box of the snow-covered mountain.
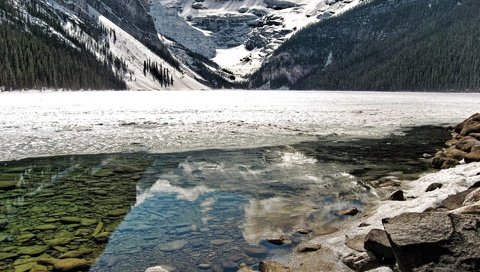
[149,0,366,79]
[2,0,210,90]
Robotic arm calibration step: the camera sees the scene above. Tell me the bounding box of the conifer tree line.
[0,0,127,90]
[143,59,174,87]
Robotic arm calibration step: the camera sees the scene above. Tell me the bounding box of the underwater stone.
[0,180,17,190]
[17,245,49,256]
[158,240,188,252]
[34,224,57,231]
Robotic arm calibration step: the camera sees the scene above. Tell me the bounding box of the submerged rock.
[17,245,49,256]
[158,240,188,252]
[383,212,480,271]
[0,180,17,190]
[267,236,291,245]
[40,258,90,271]
[244,245,267,257]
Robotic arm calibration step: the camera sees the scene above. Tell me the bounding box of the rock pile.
[433,113,480,169]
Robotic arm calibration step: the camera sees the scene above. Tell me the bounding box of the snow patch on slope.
[88,5,207,90]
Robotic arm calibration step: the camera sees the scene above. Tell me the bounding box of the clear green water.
[0,126,450,272]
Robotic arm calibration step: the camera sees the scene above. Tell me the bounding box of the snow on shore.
[290,162,480,271]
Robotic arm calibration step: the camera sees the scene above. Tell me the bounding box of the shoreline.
[281,113,480,272]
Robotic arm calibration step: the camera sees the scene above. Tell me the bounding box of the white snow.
[87,5,207,90]
[303,161,480,270]
[1,91,480,161]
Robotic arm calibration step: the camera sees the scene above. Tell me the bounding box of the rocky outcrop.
[382,212,480,272]
[433,113,480,168]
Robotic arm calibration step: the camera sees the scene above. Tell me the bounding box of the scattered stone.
[388,190,405,201]
[358,222,370,227]
[0,218,8,230]
[259,260,292,272]
[34,224,57,231]
[342,252,380,272]
[296,242,321,253]
[40,258,90,272]
[0,252,18,261]
[209,239,231,246]
[30,264,48,272]
[338,207,359,216]
[59,248,92,259]
[145,266,170,272]
[267,236,291,245]
[237,263,255,272]
[17,233,35,243]
[14,262,36,272]
[60,217,81,224]
[0,180,17,190]
[198,263,211,270]
[92,221,104,237]
[364,229,395,264]
[425,182,443,192]
[107,208,129,217]
[158,240,188,252]
[17,245,49,256]
[383,212,480,271]
[244,245,267,257]
[93,232,110,243]
[345,234,366,252]
[465,151,480,163]
[295,228,312,234]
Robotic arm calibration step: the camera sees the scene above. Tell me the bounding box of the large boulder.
[382,212,480,272]
[363,229,395,264]
[453,113,480,134]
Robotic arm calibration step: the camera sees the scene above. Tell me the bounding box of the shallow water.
[0,126,450,272]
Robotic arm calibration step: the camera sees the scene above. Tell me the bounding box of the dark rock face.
[383,212,480,272]
[363,229,395,264]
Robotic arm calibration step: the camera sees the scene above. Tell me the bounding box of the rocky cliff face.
[150,0,365,79]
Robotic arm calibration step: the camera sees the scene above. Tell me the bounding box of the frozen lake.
[1,90,479,161]
[1,90,479,272]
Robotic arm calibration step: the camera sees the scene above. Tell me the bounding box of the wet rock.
[465,151,480,163]
[34,224,57,231]
[296,242,321,253]
[14,262,36,272]
[0,180,17,190]
[93,232,110,243]
[158,240,188,252]
[383,212,480,271]
[358,222,371,227]
[0,252,18,261]
[364,229,395,264]
[40,258,90,272]
[244,245,267,257]
[210,239,231,246]
[0,218,8,230]
[59,248,92,259]
[198,263,211,270]
[17,233,35,243]
[17,245,49,256]
[92,221,104,237]
[452,203,480,215]
[237,263,255,272]
[145,266,171,272]
[267,236,291,245]
[440,188,476,210]
[107,208,129,217]
[425,182,443,192]
[454,113,480,134]
[60,217,82,224]
[338,207,359,216]
[388,190,405,201]
[30,264,48,272]
[342,252,381,272]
